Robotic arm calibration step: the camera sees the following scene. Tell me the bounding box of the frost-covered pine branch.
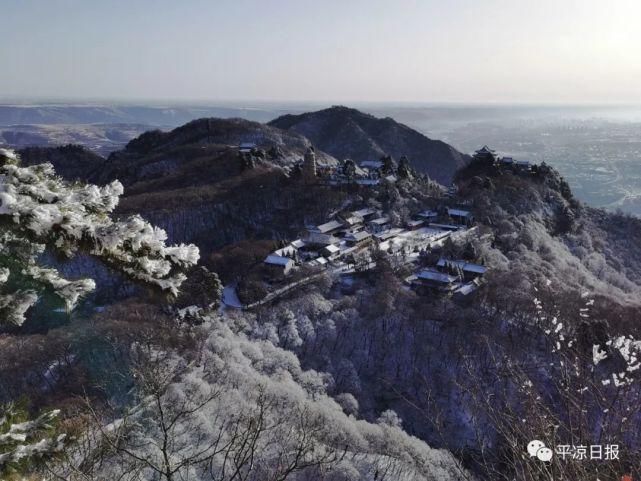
[0,148,200,325]
[0,404,65,475]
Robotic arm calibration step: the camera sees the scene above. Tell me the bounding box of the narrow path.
[244,272,326,310]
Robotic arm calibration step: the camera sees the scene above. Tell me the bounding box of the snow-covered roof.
[313,220,344,233]
[516,160,530,166]
[417,270,457,284]
[323,244,341,254]
[464,264,487,274]
[314,256,328,265]
[375,230,398,241]
[290,239,306,249]
[475,145,495,154]
[359,160,383,169]
[369,216,390,225]
[342,215,364,226]
[417,210,438,218]
[500,157,514,164]
[346,231,372,242]
[352,207,377,218]
[264,254,294,267]
[407,219,424,227]
[437,259,487,274]
[447,208,472,218]
[306,232,340,246]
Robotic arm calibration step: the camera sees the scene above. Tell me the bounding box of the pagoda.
[302,146,317,183]
[473,145,497,164]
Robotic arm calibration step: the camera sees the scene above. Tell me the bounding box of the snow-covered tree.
[0,403,65,476]
[52,312,469,481]
[397,155,413,179]
[380,155,396,176]
[0,149,200,326]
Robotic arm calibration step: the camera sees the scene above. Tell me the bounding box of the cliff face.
[270,106,469,184]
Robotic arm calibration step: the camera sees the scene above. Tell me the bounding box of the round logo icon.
[527,440,545,457]
[527,440,553,462]
[536,447,553,462]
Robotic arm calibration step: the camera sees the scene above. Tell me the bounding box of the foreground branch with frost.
[0,148,200,325]
[0,404,65,474]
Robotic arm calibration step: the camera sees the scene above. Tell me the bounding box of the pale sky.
[3,0,641,104]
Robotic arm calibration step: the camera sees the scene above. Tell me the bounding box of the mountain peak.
[269,106,469,184]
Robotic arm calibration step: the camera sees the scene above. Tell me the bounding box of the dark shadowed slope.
[96,117,336,186]
[18,144,106,182]
[269,105,469,184]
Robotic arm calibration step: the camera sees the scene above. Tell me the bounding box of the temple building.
[473,145,497,164]
[302,146,317,183]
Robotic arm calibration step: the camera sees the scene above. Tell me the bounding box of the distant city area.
[368,105,641,217]
[2,103,641,214]
[410,106,641,216]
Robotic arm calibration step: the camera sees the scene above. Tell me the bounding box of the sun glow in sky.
[3,0,641,104]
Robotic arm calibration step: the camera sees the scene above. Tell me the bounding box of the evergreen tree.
[0,149,201,326]
[397,155,413,179]
[0,403,65,476]
[343,158,357,179]
[380,155,396,175]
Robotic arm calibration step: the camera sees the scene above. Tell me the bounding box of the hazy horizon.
[5,98,641,108]
[3,100,641,216]
[4,0,641,104]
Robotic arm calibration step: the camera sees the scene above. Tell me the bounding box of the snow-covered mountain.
[6,109,641,480]
[270,105,469,184]
[0,146,472,480]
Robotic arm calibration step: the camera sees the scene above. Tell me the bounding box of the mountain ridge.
[269,105,469,184]
[11,108,469,188]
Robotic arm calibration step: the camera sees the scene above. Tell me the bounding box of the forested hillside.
[5,111,641,480]
[0,147,469,480]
